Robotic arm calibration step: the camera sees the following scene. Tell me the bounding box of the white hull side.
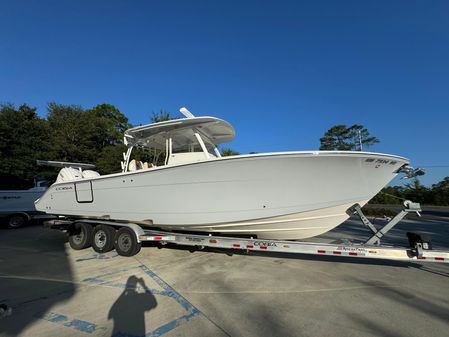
[0,190,44,214]
[35,151,407,239]
[160,200,369,239]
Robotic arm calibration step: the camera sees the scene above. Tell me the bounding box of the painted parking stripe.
[139,265,201,314]
[40,312,106,334]
[76,253,118,262]
[138,264,201,337]
[72,264,202,337]
[81,266,141,283]
[146,310,199,337]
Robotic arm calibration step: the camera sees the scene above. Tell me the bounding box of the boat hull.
[35,151,408,239]
[0,189,45,214]
[159,200,369,239]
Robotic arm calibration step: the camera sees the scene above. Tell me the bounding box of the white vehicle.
[35,108,421,240]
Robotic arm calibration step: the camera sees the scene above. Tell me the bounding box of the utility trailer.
[44,200,449,264]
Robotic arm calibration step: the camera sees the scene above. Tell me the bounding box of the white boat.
[35,108,414,240]
[1,180,50,228]
[0,181,48,214]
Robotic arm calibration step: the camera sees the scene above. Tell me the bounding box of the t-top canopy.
[124,116,235,148]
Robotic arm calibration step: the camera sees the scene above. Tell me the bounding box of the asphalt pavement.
[1,212,448,337]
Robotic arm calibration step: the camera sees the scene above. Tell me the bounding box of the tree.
[403,179,433,205]
[430,177,449,206]
[370,176,449,206]
[89,103,130,146]
[369,185,406,205]
[0,103,51,188]
[151,110,173,123]
[221,148,240,156]
[47,103,98,163]
[89,104,130,174]
[319,124,379,151]
[47,103,129,175]
[96,145,127,174]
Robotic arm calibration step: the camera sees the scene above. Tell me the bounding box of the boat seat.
[167,152,211,166]
[128,159,144,171]
[82,170,100,179]
[142,162,156,169]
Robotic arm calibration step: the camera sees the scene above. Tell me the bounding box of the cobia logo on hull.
[55,186,73,191]
[253,241,277,247]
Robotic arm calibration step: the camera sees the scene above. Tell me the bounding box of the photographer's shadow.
[108,276,157,337]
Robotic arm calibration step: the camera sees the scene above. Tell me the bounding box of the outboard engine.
[56,167,82,183]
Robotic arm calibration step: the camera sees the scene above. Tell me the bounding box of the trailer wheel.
[7,214,29,229]
[91,225,116,253]
[114,227,141,257]
[69,222,93,250]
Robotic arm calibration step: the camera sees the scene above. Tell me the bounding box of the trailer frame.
[44,200,449,264]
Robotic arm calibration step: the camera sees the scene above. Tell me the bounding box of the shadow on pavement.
[0,224,75,336]
[108,276,157,337]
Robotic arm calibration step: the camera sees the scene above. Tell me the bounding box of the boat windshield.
[122,127,220,172]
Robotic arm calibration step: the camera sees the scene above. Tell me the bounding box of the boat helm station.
[121,107,235,172]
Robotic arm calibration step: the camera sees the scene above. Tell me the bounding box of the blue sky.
[1,0,448,185]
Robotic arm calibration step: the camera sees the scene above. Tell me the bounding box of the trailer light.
[209,239,217,244]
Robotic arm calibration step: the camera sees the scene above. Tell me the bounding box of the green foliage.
[46,103,96,163]
[89,103,131,146]
[95,145,127,174]
[46,103,130,175]
[151,110,173,123]
[221,148,240,156]
[431,177,449,206]
[0,102,130,188]
[370,177,449,206]
[0,104,51,188]
[369,186,406,204]
[320,124,379,151]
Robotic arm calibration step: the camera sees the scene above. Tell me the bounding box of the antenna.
[180,107,195,118]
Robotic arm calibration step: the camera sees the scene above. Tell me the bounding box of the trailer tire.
[91,225,116,253]
[69,222,93,250]
[7,214,29,229]
[114,227,141,257]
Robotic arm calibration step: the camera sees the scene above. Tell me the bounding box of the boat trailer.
[45,200,449,264]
